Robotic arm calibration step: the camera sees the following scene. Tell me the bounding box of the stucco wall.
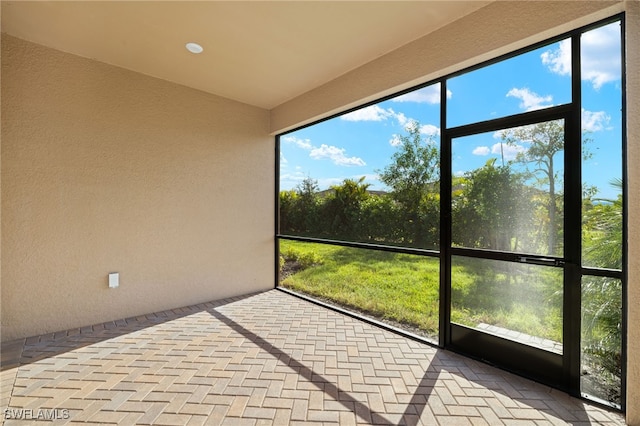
[624,1,639,422]
[0,17,3,344]
[1,35,273,341]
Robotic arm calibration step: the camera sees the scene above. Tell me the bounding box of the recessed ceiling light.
[186,42,203,54]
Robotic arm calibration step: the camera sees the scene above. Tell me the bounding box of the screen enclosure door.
[446,114,578,389]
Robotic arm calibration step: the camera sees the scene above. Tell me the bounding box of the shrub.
[282,246,323,269]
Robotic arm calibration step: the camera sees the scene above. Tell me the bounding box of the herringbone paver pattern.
[1,290,625,425]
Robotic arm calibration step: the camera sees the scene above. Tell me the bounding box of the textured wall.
[625,0,639,422]
[0,16,3,343]
[1,36,273,341]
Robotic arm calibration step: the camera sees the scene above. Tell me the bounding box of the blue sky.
[280,22,622,199]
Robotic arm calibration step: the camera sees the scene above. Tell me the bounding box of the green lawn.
[279,240,440,339]
[279,240,563,343]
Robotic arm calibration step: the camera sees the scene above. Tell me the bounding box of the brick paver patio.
[1,289,625,425]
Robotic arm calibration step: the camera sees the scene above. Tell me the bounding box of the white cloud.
[341,105,392,122]
[279,171,308,190]
[472,142,524,160]
[340,104,440,137]
[280,152,288,164]
[389,123,440,146]
[282,135,312,150]
[491,142,526,160]
[389,134,402,147]
[309,144,366,167]
[391,83,453,104]
[317,176,347,188]
[282,135,365,167]
[394,111,409,127]
[281,171,305,181]
[506,88,553,111]
[582,23,622,89]
[541,39,571,77]
[473,146,490,156]
[541,22,621,89]
[419,124,440,137]
[582,109,611,132]
[340,105,412,129]
[493,129,508,140]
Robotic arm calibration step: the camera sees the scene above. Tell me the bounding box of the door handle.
[518,256,564,267]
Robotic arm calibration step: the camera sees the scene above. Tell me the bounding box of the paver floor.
[0,289,625,425]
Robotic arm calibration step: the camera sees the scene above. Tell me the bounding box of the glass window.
[581,275,622,407]
[451,256,563,352]
[581,22,623,270]
[279,240,439,342]
[279,83,441,249]
[452,120,565,256]
[447,40,571,128]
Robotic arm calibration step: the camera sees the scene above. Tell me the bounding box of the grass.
[279,240,563,343]
[279,240,440,339]
[450,257,563,342]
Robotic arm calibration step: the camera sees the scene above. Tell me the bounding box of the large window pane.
[581,22,623,270]
[447,40,571,128]
[451,256,563,353]
[279,84,441,249]
[279,240,439,342]
[452,120,565,256]
[581,276,622,407]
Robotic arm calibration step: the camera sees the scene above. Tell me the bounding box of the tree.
[279,189,298,234]
[324,177,370,240]
[278,177,321,236]
[453,159,534,251]
[297,177,321,235]
[360,195,403,243]
[377,121,440,247]
[583,178,623,270]
[502,121,564,255]
[297,176,319,205]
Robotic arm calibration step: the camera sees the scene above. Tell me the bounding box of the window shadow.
[209,309,395,425]
[208,306,601,426]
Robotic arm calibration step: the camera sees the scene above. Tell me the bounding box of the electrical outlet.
[108,272,119,288]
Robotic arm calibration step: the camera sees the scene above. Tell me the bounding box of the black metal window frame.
[274,13,626,411]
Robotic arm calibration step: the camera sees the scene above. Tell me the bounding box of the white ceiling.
[1,1,491,109]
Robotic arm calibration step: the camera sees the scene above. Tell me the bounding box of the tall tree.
[378,121,440,247]
[501,120,564,255]
[295,177,320,235]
